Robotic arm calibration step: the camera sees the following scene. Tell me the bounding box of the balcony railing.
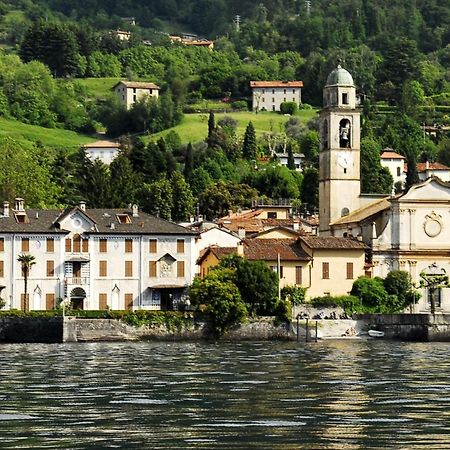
[65,277,89,285]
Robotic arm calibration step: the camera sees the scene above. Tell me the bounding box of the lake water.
[0,340,449,449]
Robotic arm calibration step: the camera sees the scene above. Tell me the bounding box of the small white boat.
[368,329,385,338]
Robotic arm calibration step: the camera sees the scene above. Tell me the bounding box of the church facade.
[319,66,450,313]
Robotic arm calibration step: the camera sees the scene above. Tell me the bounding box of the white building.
[380,150,406,191]
[417,161,450,182]
[113,81,160,110]
[274,152,305,171]
[0,199,196,311]
[83,140,120,165]
[250,81,303,112]
[319,66,450,313]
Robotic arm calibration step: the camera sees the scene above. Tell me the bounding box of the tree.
[189,268,247,336]
[79,159,111,208]
[17,253,36,312]
[140,178,173,220]
[350,277,389,311]
[183,142,194,181]
[405,148,420,189]
[110,155,140,207]
[286,142,296,170]
[300,167,319,210]
[384,270,419,311]
[207,111,216,147]
[242,121,257,160]
[170,172,195,222]
[219,254,278,316]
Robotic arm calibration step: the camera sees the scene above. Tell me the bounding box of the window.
[267,212,277,219]
[284,97,286,102]
[22,238,29,252]
[99,239,107,253]
[262,97,265,102]
[346,262,353,279]
[292,98,296,102]
[272,97,275,103]
[322,262,330,279]
[177,261,185,278]
[125,239,133,253]
[99,293,107,310]
[262,89,265,94]
[149,239,157,253]
[295,266,302,285]
[428,288,442,308]
[65,238,72,253]
[0,237,4,252]
[283,89,286,94]
[125,293,133,310]
[46,260,54,277]
[272,89,275,94]
[133,88,136,93]
[116,214,131,224]
[82,239,89,253]
[177,239,185,254]
[0,260,3,278]
[397,167,401,177]
[342,93,349,104]
[73,234,81,253]
[279,266,284,278]
[125,261,133,277]
[133,95,136,101]
[46,294,55,310]
[293,89,296,93]
[46,238,54,252]
[99,260,107,277]
[149,261,157,277]
[272,105,275,111]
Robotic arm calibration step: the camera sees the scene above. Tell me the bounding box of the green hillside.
[147,110,317,144]
[74,77,121,99]
[0,117,95,150]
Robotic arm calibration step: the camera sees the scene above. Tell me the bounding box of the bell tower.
[319,66,361,235]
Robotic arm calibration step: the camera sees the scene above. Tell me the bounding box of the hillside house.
[83,140,120,165]
[250,80,303,112]
[113,80,160,109]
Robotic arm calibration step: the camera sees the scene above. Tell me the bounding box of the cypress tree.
[287,142,296,170]
[242,121,257,160]
[184,142,194,181]
[207,111,215,146]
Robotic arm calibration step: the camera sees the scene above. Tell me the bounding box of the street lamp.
[419,263,448,315]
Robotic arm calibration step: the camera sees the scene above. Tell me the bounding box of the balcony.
[65,277,89,285]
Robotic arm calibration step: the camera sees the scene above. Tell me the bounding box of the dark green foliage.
[219,254,279,316]
[189,268,248,336]
[183,142,194,181]
[109,155,140,207]
[207,111,215,147]
[300,167,319,210]
[286,142,295,170]
[405,148,420,189]
[350,277,388,310]
[384,270,419,311]
[280,102,298,115]
[281,285,307,306]
[170,172,195,222]
[310,295,361,315]
[242,121,257,160]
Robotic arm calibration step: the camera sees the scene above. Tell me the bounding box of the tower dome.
[326,65,354,87]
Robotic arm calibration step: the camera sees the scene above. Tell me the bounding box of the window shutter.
[177,239,185,253]
[45,294,55,310]
[73,235,81,253]
[125,239,133,253]
[46,260,54,277]
[82,239,89,253]
[99,260,107,277]
[99,293,107,310]
[295,266,302,285]
[99,239,107,252]
[22,238,29,252]
[65,238,72,252]
[322,262,329,279]
[125,293,133,310]
[149,261,157,277]
[125,261,133,277]
[46,238,54,252]
[346,262,353,279]
[149,239,157,253]
[0,237,4,252]
[177,261,185,278]
[0,261,4,278]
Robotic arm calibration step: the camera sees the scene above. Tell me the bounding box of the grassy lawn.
[147,110,318,144]
[0,117,96,150]
[73,77,122,99]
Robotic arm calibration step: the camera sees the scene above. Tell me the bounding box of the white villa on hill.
[114,80,160,109]
[250,80,303,112]
[83,140,120,165]
[0,199,196,312]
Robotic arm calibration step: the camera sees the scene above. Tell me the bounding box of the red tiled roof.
[114,81,160,89]
[83,140,120,149]
[417,162,450,171]
[300,236,366,250]
[381,151,405,159]
[196,246,237,264]
[243,238,310,261]
[250,81,304,88]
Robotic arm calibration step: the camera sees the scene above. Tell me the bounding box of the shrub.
[231,100,248,111]
[280,101,298,115]
[350,277,388,309]
[310,295,361,315]
[281,285,306,305]
[298,103,313,110]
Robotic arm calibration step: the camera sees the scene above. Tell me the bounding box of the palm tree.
[17,253,36,312]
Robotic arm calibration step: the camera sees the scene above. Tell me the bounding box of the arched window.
[339,119,351,148]
[323,119,329,149]
[73,234,81,253]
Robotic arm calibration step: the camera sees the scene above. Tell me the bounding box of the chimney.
[426,160,429,170]
[293,221,299,231]
[132,204,139,217]
[14,197,24,211]
[110,222,115,230]
[79,201,86,211]
[3,201,9,217]
[237,241,244,256]
[238,227,246,238]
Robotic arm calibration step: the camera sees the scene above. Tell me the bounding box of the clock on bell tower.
[319,65,361,234]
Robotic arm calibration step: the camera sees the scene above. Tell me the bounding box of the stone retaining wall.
[0,316,63,343]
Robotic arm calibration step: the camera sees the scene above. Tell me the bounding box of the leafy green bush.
[280,101,298,115]
[281,285,306,305]
[231,100,248,111]
[274,299,292,325]
[310,295,361,315]
[298,103,313,110]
